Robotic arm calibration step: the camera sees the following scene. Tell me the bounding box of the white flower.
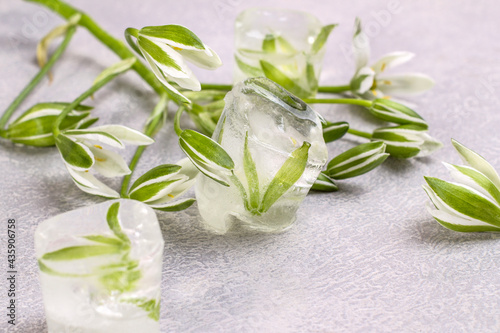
[127,158,199,211]
[55,125,154,198]
[372,125,442,158]
[131,25,222,103]
[423,139,500,232]
[350,18,434,100]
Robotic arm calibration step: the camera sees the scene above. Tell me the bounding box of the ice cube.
[234,8,326,98]
[35,199,163,333]
[195,77,328,234]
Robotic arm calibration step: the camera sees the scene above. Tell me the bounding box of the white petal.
[66,166,120,198]
[176,157,200,180]
[91,125,154,146]
[452,139,500,188]
[168,72,201,91]
[86,145,131,178]
[64,130,123,148]
[371,51,414,74]
[351,66,375,94]
[352,17,370,71]
[139,36,192,79]
[416,133,443,157]
[426,202,497,228]
[443,163,497,202]
[147,178,197,205]
[138,35,202,52]
[376,73,435,96]
[177,46,222,70]
[142,52,190,103]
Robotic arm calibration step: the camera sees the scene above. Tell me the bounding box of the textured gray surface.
[1,0,500,332]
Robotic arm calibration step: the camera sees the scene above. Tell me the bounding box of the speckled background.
[1,0,500,332]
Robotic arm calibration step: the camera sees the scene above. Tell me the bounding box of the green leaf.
[326,141,388,179]
[370,99,428,128]
[259,60,311,98]
[306,62,318,93]
[106,202,130,244]
[129,179,182,202]
[179,129,234,186]
[151,198,196,212]
[139,25,205,50]
[235,55,264,77]
[311,172,338,192]
[93,58,136,85]
[311,24,337,54]
[243,132,260,209]
[425,177,500,226]
[430,215,500,233]
[262,34,276,53]
[322,121,349,143]
[452,139,500,188]
[42,245,122,261]
[55,134,94,170]
[82,235,123,246]
[38,260,90,278]
[259,142,310,214]
[276,36,296,54]
[124,298,160,321]
[138,36,183,72]
[129,164,182,193]
[100,268,142,293]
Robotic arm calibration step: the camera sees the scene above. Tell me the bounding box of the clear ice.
[195,77,328,234]
[35,199,163,333]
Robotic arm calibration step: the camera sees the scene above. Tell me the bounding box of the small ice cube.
[35,199,163,333]
[195,77,328,233]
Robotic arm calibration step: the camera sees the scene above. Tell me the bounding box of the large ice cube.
[35,199,163,333]
[234,8,327,99]
[195,77,328,233]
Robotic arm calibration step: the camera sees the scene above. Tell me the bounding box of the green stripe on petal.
[139,25,205,50]
[56,134,94,170]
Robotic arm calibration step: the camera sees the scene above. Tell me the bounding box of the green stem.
[347,128,372,139]
[0,24,76,129]
[303,98,372,108]
[317,85,351,94]
[174,105,185,137]
[25,0,164,96]
[120,94,169,197]
[200,83,233,91]
[53,67,126,136]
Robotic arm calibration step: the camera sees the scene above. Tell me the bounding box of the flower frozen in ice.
[55,125,154,198]
[423,139,500,232]
[350,18,434,100]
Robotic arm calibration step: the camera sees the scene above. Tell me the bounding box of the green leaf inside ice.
[262,34,277,53]
[42,244,122,261]
[106,202,130,244]
[259,141,310,214]
[311,24,337,55]
[306,62,318,93]
[259,60,311,98]
[235,55,264,77]
[243,132,260,210]
[123,298,161,321]
[82,235,124,246]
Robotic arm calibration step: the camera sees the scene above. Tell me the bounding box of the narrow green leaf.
[432,216,500,233]
[311,173,338,192]
[311,24,337,54]
[93,58,136,85]
[262,34,276,53]
[151,198,196,212]
[123,298,160,321]
[306,62,318,92]
[42,245,122,261]
[129,164,181,193]
[140,25,205,50]
[138,36,182,71]
[106,202,130,244]
[322,121,349,143]
[259,60,311,98]
[38,260,90,278]
[129,179,181,202]
[425,177,500,226]
[100,268,142,293]
[235,55,264,77]
[259,142,310,213]
[243,132,260,209]
[55,134,94,170]
[82,235,123,246]
[276,36,296,54]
